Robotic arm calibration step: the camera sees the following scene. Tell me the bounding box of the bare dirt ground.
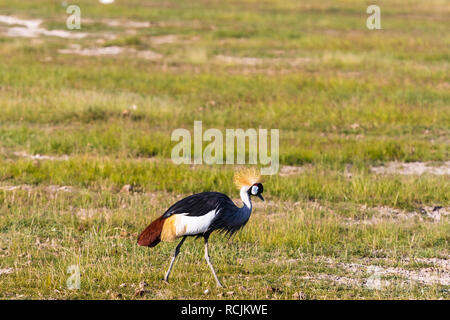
[0,15,87,39]
[278,163,450,177]
[13,151,69,161]
[215,55,312,67]
[371,161,450,176]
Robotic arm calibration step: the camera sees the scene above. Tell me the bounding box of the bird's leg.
[163,236,186,283]
[204,237,223,287]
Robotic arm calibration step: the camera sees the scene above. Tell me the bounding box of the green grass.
[0,0,449,299]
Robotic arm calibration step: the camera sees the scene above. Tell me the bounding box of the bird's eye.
[251,185,259,195]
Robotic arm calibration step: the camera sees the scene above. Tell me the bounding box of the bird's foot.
[162,278,170,284]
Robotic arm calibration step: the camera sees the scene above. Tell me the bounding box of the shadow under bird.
[137,168,264,287]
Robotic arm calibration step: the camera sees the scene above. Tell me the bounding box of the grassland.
[0,0,449,299]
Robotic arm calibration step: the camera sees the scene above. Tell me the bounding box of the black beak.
[257,194,264,201]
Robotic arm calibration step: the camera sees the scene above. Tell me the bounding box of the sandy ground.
[279,162,450,177]
[371,161,450,175]
[13,151,69,161]
[58,44,163,60]
[0,15,87,39]
[215,55,312,66]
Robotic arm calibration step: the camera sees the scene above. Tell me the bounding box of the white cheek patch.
[251,185,259,195]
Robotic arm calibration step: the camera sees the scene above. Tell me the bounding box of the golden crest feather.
[233,167,262,189]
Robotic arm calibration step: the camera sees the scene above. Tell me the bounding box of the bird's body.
[138,191,252,247]
[137,168,264,287]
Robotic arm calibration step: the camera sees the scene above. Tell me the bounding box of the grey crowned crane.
[137,168,264,287]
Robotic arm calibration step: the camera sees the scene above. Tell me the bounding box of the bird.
[137,168,264,287]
